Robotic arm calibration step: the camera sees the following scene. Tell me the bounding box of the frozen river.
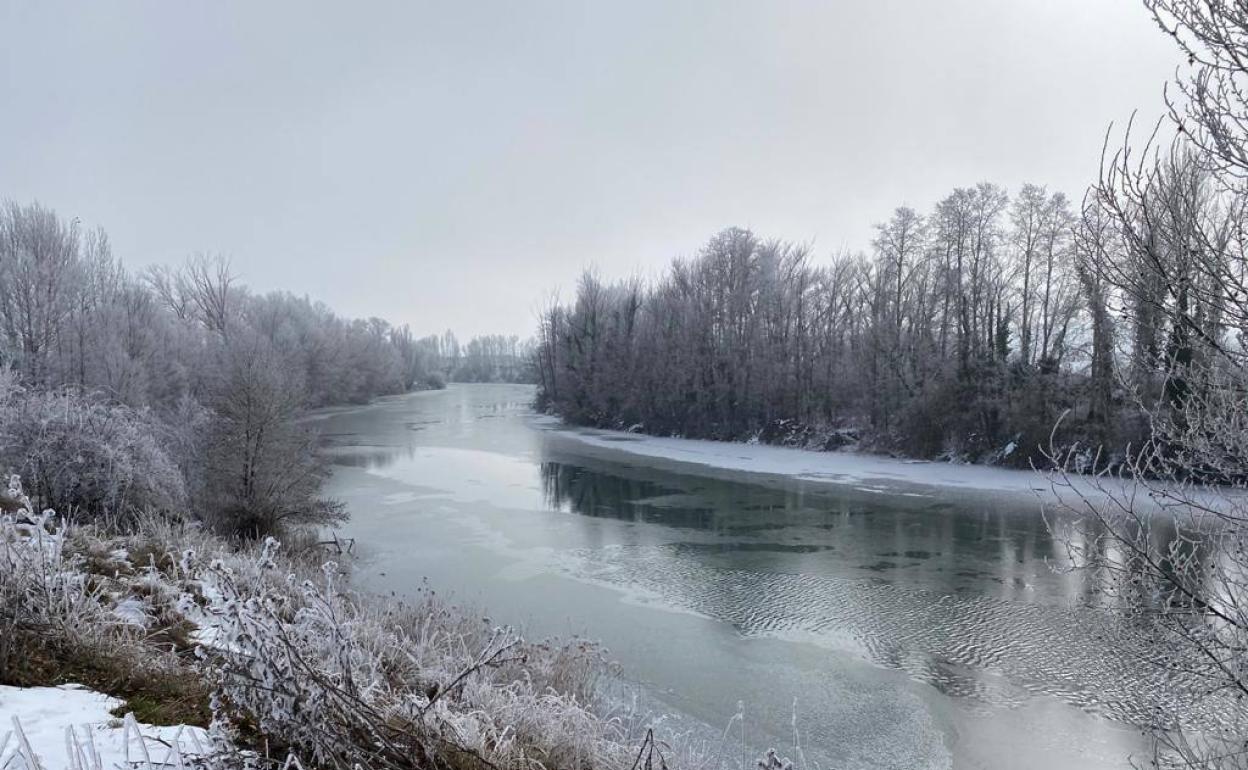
[318,383,1157,770]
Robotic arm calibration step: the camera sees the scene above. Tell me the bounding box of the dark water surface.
[318,384,1155,770]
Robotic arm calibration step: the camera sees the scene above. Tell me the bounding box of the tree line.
[436,331,537,385]
[535,180,1141,466]
[531,149,1246,472]
[0,203,454,536]
[538,0,1248,762]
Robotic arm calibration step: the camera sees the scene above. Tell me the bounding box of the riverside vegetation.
[5,0,1248,768]
[0,207,710,769]
[533,1,1248,766]
[0,476,663,770]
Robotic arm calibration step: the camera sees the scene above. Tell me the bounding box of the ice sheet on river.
[560,542,1241,735]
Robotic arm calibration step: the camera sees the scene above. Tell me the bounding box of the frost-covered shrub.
[0,494,220,767]
[0,476,110,682]
[179,537,638,770]
[0,386,187,519]
[422,369,448,390]
[198,336,344,538]
[2,500,688,770]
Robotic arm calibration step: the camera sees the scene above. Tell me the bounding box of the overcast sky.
[1,1,1181,339]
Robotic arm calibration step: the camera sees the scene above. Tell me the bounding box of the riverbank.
[536,417,1073,497]
[0,478,651,770]
[533,415,1238,518]
[314,385,1208,770]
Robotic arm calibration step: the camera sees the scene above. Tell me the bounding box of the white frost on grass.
[0,683,209,769]
[109,597,151,627]
[178,572,243,655]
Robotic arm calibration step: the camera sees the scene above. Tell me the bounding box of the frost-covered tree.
[536,193,1094,464]
[0,201,83,385]
[449,334,536,383]
[199,332,344,538]
[0,200,441,536]
[1049,2,1248,766]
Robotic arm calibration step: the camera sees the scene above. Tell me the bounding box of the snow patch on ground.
[0,683,210,769]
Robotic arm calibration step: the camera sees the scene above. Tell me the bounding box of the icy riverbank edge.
[537,416,1062,492]
[533,416,1201,509]
[0,474,678,770]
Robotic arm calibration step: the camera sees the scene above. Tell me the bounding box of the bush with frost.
[177,535,639,770]
[0,452,742,770]
[0,383,187,520]
[0,476,108,681]
[2,495,659,770]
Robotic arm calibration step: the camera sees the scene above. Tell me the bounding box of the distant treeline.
[435,332,537,385]
[534,173,1216,467]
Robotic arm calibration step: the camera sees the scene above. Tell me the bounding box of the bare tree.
[144,263,193,322]
[185,253,235,338]
[1049,3,1248,766]
[1072,196,1119,449]
[0,200,433,537]
[0,201,83,384]
[200,331,344,538]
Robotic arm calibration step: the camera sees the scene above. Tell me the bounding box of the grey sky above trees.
[1,1,1181,338]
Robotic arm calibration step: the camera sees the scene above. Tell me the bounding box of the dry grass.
[0,487,691,770]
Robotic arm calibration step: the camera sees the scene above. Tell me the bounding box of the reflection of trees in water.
[541,456,1246,735]
[540,461,716,528]
[1048,512,1222,616]
[543,457,1064,599]
[541,457,1226,620]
